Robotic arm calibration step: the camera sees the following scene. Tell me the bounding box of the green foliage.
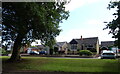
[104,1,120,48]
[68,49,70,51]
[0,48,11,55]
[54,47,59,54]
[30,46,37,48]
[77,49,80,51]
[79,50,93,56]
[2,2,69,46]
[0,48,6,54]
[50,49,54,55]
[2,2,69,60]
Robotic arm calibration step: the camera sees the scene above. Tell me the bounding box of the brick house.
[68,36,99,54]
[101,41,115,48]
[54,42,68,54]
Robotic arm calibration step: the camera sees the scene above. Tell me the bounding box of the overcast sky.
[56,0,116,43]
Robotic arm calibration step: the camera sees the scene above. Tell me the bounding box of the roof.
[55,42,67,47]
[69,39,78,44]
[101,41,114,47]
[37,45,44,48]
[70,37,98,44]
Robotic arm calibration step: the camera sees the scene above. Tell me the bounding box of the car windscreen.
[103,53,115,55]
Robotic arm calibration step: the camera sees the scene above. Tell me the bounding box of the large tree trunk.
[118,31,120,49]
[9,34,24,62]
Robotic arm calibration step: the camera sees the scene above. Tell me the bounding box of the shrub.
[54,47,59,54]
[89,48,97,52]
[50,49,54,55]
[77,49,80,51]
[0,48,12,55]
[79,50,93,56]
[68,49,70,51]
[0,48,7,54]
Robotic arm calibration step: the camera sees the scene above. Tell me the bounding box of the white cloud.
[65,0,100,11]
[56,28,115,43]
[86,19,103,25]
[56,0,115,43]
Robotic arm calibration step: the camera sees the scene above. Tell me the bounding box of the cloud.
[83,19,105,29]
[56,0,115,43]
[86,19,103,25]
[56,28,115,43]
[65,0,100,11]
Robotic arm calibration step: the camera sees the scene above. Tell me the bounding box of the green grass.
[1,56,120,72]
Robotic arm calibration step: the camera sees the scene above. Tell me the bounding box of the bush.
[0,48,7,54]
[50,49,54,55]
[54,47,59,54]
[79,50,93,56]
[0,48,12,55]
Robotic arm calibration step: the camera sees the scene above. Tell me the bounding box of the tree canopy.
[104,1,120,48]
[2,2,69,61]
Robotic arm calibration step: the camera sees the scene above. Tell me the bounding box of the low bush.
[79,50,93,56]
[0,48,11,55]
[0,48,7,55]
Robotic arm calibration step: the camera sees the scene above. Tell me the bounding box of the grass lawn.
[1,56,120,72]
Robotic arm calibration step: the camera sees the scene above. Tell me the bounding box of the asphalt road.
[45,56,101,59]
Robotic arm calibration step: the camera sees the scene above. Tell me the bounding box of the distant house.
[54,42,68,54]
[27,45,50,55]
[36,45,50,54]
[69,36,99,54]
[101,41,115,49]
[37,45,45,50]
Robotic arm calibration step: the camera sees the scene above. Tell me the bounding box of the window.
[71,44,77,49]
[88,45,93,48]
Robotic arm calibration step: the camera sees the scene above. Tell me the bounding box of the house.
[69,36,99,54]
[101,41,115,48]
[27,45,50,55]
[54,42,68,54]
[37,45,45,50]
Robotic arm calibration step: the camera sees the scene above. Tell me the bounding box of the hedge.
[79,50,93,56]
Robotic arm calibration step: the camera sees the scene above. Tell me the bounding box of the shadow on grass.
[2,58,30,72]
[100,58,120,73]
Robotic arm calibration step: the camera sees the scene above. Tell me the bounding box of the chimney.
[80,35,83,40]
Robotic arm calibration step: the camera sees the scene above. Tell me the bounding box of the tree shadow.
[2,58,29,72]
[100,59,120,73]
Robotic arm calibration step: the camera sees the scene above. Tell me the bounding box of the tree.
[104,1,120,49]
[54,47,59,54]
[45,38,57,55]
[2,2,69,62]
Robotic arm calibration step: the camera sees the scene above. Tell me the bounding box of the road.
[47,56,101,59]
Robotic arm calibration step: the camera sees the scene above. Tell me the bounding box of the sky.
[56,0,117,44]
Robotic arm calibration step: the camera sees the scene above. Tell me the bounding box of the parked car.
[29,51,39,55]
[111,47,119,54]
[119,49,120,53]
[101,50,116,59]
[39,51,47,55]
